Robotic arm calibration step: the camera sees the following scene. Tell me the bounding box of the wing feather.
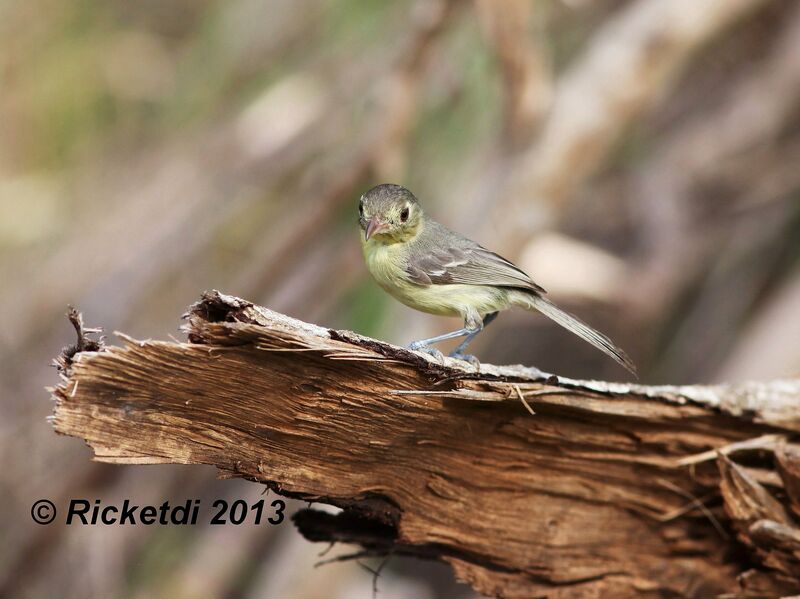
[405,243,545,293]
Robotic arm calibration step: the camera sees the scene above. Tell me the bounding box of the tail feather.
[516,293,637,376]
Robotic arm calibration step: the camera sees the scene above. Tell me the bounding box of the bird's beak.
[365,216,388,241]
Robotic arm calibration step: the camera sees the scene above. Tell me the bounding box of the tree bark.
[51,292,800,598]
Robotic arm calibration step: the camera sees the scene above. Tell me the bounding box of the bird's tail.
[512,292,637,376]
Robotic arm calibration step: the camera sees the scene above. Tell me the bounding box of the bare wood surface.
[51,292,800,598]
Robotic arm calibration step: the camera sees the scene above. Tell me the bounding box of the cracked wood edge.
[50,291,800,598]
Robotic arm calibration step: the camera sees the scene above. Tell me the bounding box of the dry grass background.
[1,0,799,597]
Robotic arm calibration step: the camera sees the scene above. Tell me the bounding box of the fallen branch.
[51,291,800,598]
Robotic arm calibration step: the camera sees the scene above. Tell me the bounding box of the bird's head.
[358,184,423,243]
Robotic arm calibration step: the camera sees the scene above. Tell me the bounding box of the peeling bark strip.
[51,291,800,598]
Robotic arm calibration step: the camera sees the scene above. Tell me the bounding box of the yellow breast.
[361,237,508,318]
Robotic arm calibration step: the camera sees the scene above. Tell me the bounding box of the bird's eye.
[359,203,363,216]
[400,207,410,222]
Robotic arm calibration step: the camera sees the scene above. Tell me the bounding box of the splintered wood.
[52,291,800,598]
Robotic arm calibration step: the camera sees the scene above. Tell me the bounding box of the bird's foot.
[449,351,480,369]
[407,341,445,363]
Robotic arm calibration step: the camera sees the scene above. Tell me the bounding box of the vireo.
[358,183,636,375]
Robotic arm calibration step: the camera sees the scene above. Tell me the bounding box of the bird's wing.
[405,243,546,294]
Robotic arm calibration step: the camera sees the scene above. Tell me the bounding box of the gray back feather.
[405,220,546,294]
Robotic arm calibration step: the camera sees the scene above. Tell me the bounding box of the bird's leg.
[408,307,483,361]
[408,328,470,362]
[408,308,497,366]
[449,311,498,365]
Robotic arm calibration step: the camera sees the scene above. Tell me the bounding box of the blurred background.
[2,0,799,597]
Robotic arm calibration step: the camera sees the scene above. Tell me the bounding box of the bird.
[358,183,636,375]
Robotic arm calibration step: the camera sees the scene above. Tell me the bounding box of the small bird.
[358,183,636,375]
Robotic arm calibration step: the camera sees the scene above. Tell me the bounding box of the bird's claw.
[408,342,445,363]
[449,351,480,369]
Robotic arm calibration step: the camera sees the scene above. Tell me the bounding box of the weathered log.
[51,291,800,598]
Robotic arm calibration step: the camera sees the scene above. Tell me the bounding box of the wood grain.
[51,291,800,598]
